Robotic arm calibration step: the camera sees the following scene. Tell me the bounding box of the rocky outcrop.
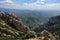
[0,12,30,33]
[35,15,60,40]
[41,30,56,40]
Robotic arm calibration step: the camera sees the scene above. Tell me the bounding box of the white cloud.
[41,0,46,4]
[0,0,60,10]
[23,0,46,8]
[23,0,60,10]
[0,0,14,3]
[23,3,60,10]
[0,0,20,9]
[5,0,13,3]
[43,3,60,10]
[33,0,47,4]
[23,0,41,7]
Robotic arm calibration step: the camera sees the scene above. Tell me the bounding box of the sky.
[0,0,60,10]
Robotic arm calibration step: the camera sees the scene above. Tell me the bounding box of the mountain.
[0,8,60,30]
[35,15,60,39]
[0,12,32,40]
[0,11,60,40]
[0,11,55,40]
[17,10,60,30]
[0,12,30,32]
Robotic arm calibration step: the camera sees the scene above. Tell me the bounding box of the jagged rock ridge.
[0,12,30,38]
[0,12,30,32]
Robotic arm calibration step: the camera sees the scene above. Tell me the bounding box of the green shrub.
[37,33,43,37]
[25,32,35,39]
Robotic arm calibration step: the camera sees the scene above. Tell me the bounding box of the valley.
[0,8,60,40]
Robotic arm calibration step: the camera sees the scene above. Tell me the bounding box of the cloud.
[23,0,60,10]
[5,0,13,3]
[23,0,46,7]
[0,0,14,3]
[0,0,60,10]
[41,0,46,4]
[44,3,60,10]
[0,0,21,9]
[23,0,46,9]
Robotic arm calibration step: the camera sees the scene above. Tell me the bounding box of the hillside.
[0,11,60,40]
[18,12,51,30]
[0,12,32,40]
[1,8,60,30]
[0,12,51,40]
[35,15,60,39]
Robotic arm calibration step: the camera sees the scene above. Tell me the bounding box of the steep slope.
[0,12,56,40]
[35,15,60,39]
[0,12,30,32]
[0,12,30,39]
[18,13,49,30]
[1,8,60,30]
[27,30,56,40]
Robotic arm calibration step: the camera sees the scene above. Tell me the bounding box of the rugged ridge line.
[0,12,30,33]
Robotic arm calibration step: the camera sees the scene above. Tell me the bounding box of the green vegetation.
[25,32,35,39]
[0,12,60,40]
[35,15,60,39]
[0,18,45,40]
[48,24,60,37]
[0,12,36,40]
[18,13,48,30]
[37,33,43,37]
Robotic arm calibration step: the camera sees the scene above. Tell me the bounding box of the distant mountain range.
[0,8,60,16]
[0,8,60,30]
[0,8,60,40]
